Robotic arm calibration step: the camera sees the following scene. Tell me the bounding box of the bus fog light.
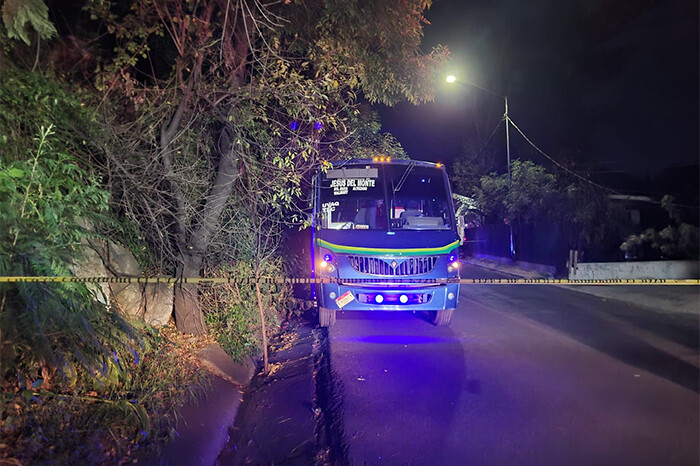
[375,294,384,304]
[399,294,409,304]
[448,292,455,300]
[329,292,337,299]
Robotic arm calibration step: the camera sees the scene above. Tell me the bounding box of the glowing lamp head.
[446,75,456,84]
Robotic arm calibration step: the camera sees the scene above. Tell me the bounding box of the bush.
[1,323,209,465]
[202,260,287,362]
[0,71,207,464]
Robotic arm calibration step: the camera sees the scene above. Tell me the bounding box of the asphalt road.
[327,264,699,466]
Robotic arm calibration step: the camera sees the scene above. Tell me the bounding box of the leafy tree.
[76,0,446,336]
[620,195,699,260]
[465,159,618,253]
[473,160,558,225]
[450,133,502,198]
[1,0,56,45]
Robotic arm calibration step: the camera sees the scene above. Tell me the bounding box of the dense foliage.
[0,68,207,464]
[0,69,127,386]
[620,195,699,260]
[458,159,620,251]
[74,0,446,336]
[0,0,444,460]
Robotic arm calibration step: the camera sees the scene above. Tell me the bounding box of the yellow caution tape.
[0,276,697,285]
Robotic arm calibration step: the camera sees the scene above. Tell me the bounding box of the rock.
[105,241,146,319]
[107,241,140,275]
[143,283,174,326]
[70,230,174,326]
[110,281,145,319]
[69,237,111,305]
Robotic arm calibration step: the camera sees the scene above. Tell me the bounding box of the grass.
[0,322,211,465]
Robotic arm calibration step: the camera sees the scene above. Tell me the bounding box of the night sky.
[375,0,699,199]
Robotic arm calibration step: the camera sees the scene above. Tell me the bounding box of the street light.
[445,74,515,259]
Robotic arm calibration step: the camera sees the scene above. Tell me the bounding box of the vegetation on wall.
[620,195,699,260]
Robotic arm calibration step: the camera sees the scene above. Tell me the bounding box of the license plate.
[335,290,355,308]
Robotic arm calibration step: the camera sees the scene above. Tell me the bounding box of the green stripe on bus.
[316,239,460,256]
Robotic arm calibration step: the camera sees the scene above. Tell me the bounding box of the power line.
[508,117,699,209]
[507,116,620,194]
[463,118,504,165]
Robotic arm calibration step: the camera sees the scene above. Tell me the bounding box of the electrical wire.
[507,116,620,194]
[507,117,699,208]
[463,118,505,165]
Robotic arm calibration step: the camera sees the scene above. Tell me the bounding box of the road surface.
[327,263,699,465]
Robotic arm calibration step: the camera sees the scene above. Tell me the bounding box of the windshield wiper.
[393,161,416,193]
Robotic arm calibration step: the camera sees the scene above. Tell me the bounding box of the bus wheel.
[432,309,454,326]
[319,307,336,327]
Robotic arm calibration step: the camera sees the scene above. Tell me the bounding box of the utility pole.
[446,74,515,260]
[504,96,514,260]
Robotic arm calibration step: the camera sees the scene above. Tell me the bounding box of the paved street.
[328,264,699,466]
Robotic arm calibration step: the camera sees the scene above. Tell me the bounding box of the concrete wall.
[569,260,699,280]
[474,254,557,277]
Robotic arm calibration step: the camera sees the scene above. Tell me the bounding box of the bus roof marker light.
[375,294,384,304]
[399,294,409,304]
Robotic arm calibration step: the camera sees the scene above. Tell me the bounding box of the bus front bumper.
[316,282,460,312]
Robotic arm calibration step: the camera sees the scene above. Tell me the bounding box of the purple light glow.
[345,335,447,345]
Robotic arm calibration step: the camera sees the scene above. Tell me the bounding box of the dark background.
[375,0,699,202]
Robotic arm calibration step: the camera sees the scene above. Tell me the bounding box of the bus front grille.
[346,256,438,276]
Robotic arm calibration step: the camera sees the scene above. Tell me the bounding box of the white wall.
[569,260,699,280]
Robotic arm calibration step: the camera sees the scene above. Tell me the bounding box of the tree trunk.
[173,252,208,335]
[255,279,269,374]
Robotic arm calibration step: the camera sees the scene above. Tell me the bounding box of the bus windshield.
[317,162,454,231]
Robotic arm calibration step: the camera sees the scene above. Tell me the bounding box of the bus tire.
[432,309,454,326]
[319,307,336,327]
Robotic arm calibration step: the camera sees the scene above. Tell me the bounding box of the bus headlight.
[447,249,460,274]
[319,251,336,274]
[320,260,336,273]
